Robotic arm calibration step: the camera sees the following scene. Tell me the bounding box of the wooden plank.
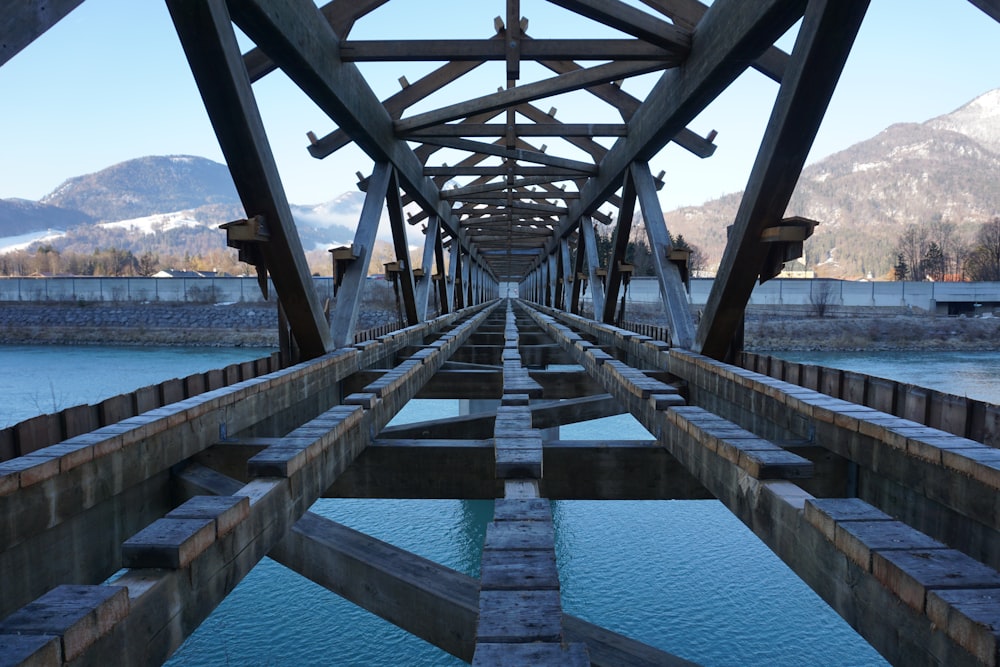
[873,548,1000,612]
[484,520,556,550]
[0,585,128,662]
[477,589,563,643]
[494,498,551,522]
[480,549,560,590]
[473,642,590,666]
[120,517,216,569]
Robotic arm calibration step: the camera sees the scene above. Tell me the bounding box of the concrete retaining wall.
[618,278,1000,313]
[0,276,339,304]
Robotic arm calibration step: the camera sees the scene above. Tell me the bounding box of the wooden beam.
[506,0,521,80]
[411,136,597,173]
[337,39,684,62]
[531,47,716,158]
[638,0,789,82]
[0,0,84,67]
[425,166,591,177]
[225,0,463,245]
[968,0,1000,23]
[696,0,869,359]
[395,60,671,133]
[402,123,627,138]
[443,176,583,198]
[166,0,331,359]
[244,0,390,80]
[542,0,807,270]
[543,0,692,51]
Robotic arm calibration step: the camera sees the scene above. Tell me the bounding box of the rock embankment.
[0,303,402,347]
[3,302,998,351]
[744,312,1000,352]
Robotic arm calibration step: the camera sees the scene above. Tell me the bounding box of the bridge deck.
[1,299,998,666]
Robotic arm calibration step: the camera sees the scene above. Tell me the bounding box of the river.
[11,345,994,665]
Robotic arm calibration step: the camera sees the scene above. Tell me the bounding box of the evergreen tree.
[920,242,946,281]
[893,253,908,281]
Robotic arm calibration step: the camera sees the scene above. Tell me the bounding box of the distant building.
[152,269,227,278]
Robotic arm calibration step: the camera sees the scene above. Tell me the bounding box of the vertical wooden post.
[416,215,441,321]
[602,175,636,324]
[631,161,696,348]
[580,216,606,319]
[386,169,419,326]
[330,162,392,348]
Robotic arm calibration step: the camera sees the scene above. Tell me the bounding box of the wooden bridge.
[3,1,1000,665]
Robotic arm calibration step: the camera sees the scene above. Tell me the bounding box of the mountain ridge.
[4,88,1000,279]
[663,88,1000,278]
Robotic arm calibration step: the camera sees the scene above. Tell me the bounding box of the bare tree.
[966,217,1000,282]
[896,224,927,281]
[809,280,836,317]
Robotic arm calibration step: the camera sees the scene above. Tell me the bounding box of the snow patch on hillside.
[98,210,205,234]
[0,229,67,254]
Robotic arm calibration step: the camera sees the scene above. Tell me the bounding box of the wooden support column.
[386,169,419,326]
[331,162,392,347]
[553,244,565,311]
[463,256,473,307]
[631,161,695,348]
[166,0,331,359]
[580,216,606,318]
[434,229,450,314]
[454,248,466,310]
[601,176,636,324]
[447,241,460,312]
[416,216,441,321]
[569,225,586,314]
[0,0,85,67]
[696,0,870,360]
[560,238,572,312]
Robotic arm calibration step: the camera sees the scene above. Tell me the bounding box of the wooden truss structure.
[4,2,1000,665]
[4,0,997,361]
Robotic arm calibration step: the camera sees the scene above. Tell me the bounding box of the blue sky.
[1,0,998,213]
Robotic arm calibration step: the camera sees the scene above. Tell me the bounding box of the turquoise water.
[0,344,270,427]
[774,350,1000,405]
[9,345,986,665]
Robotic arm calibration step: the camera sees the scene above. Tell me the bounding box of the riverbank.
[744,311,1000,352]
[0,303,401,347]
[2,301,998,351]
